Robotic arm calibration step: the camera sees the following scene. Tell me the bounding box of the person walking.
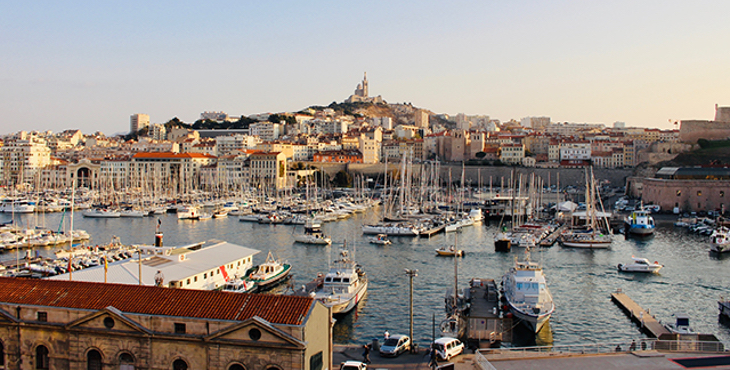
[362,343,371,364]
[428,345,438,370]
[384,330,390,340]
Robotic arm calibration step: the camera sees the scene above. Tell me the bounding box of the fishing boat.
[369,234,391,245]
[494,226,512,252]
[501,248,555,333]
[617,256,663,273]
[313,244,368,315]
[624,206,655,235]
[222,278,257,293]
[248,251,291,290]
[435,245,464,257]
[710,226,730,253]
[294,219,332,245]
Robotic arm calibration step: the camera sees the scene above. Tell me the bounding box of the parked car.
[340,361,367,370]
[379,335,411,357]
[432,337,464,361]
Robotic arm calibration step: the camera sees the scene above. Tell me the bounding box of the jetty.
[611,289,670,338]
[539,224,567,247]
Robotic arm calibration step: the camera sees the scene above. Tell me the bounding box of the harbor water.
[2,208,730,347]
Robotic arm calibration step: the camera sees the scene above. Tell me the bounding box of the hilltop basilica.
[345,72,383,104]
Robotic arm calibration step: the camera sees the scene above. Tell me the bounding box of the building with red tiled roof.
[0,277,331,370]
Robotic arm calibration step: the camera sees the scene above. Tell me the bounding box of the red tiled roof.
[132,152,216,159]
[0,277,314,325]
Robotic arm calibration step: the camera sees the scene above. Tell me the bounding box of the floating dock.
[539,224,567,247]
[611,290,670,338]
[463,278,512,347]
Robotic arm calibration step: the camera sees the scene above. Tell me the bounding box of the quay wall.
[307,162,632,188]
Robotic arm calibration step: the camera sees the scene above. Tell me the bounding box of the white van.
[432,337,464,361]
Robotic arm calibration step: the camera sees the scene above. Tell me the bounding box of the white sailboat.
[560,167,612,249]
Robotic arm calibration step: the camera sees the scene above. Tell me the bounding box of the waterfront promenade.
[334,345,730,370]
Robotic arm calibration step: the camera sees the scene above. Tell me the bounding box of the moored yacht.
[313,245,367,315]
[294,219,332,245]
[710,226,730,253]
[501,248,555,333]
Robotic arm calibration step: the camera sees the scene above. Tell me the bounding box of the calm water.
[2,208,730,347]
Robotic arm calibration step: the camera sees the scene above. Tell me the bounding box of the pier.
[611,289,670,338]
[538,224,567,247]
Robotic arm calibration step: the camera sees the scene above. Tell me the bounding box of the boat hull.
[560,239,611,249]
[506,303,552,333]
[252,264,292,289]
[325,281,368,315]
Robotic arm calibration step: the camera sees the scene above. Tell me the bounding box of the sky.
[1,1,729,135]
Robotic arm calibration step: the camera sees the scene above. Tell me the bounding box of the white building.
[249,122,281,141]
[372,117,393,130]
[250,152,287,190]
[559,141,592,161]
[215,134,261,156]
[0,134,53,186]
[48,241,259,290]
[520,116,551,130]
[130,114,150,134]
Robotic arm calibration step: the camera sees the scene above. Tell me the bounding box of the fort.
[679,104,730,143]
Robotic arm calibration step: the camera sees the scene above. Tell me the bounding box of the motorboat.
[617,256,663,273]
[435,245,464,257]
[0,199,35,213]
[222,278,257,293]
[362,223,419,236]
[710,226,730,253]
[718,297,730,320]
[369,234,391,245]
[313,245,368,315]
[177,206,200,220]
[294,219,332,245]
[212,209,228,218]
[494,226,512,252]
[501,248,555,333]
[624,207,655,235]
[82,208,121,218]
[248,251,291,290]
[664,313,694,334]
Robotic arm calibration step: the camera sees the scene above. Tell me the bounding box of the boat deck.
[465,278,512,346]
[611,290,670,338]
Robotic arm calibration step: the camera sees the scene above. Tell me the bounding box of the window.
[677,190,681,196]
[310,351,323,370]
[174,323,186,334]
[249,328,261,341]
[87,349,102,370]
[104,317,115,329]
[204,273,207,279]
[35,345,49,370]
[119,353,135,370]
[37,312,47,322]
[0,341,4,367]
[194,276,197,282]
[722,191,725,198]
[698,190,702,196]
[173,359,188,370]
[229,365,245,370]
[187,279,190,285]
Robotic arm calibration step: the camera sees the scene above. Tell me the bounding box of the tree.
[332,170,353,188]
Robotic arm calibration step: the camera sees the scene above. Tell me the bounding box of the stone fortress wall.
[679,105,730,143]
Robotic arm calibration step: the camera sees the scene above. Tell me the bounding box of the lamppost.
[405,268,418,353]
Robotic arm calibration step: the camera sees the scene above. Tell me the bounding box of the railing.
[473,339,726,370]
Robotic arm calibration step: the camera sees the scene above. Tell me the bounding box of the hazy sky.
[2,1,729,135]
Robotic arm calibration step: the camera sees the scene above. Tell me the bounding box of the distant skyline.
[2,1,729,135]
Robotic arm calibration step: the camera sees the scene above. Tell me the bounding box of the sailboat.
[560,167,612,249]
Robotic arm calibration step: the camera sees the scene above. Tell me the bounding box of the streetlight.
[405,268,418,353]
